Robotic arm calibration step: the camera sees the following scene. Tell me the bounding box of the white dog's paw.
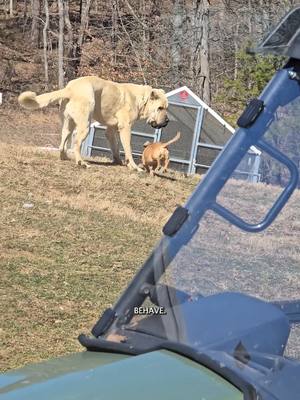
[126,163,142,172]
[77,160,90,168]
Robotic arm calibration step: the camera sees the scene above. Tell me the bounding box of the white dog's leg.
[73,125,90,168]
[59,116,75,160]
[119,127,143,171]
[105,126,122,165]
[69,97,94,168]
[72,113,91,168]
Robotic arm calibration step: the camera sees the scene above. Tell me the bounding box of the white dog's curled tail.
[18,88,69,110]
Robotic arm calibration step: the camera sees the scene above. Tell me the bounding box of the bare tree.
[78,0,92,49]
[64,1,74,55]
[139,0,150,60]
[233,22,240,80]
[117,1,147,83]
[111,0,118,65]
[190,0,211,104]
[64,0,75,79]
[3,0,296,106]
[42,0,49,88]
[31,0,40,45]
[70,0,92,73]
[58,0,64,88]
[171,0,185,85]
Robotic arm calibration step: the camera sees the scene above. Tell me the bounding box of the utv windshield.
[99,62,300,364]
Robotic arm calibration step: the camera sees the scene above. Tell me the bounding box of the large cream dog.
[18,76,169,170]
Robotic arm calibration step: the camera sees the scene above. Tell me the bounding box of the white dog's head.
[141,88,169,129]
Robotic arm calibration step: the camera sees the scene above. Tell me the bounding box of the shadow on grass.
[85,160,178,181]
[152,172,178,181]
[86,159,124,167]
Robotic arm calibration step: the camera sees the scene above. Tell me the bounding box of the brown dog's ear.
[143,141,151,147]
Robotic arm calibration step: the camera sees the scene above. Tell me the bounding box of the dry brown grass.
[0,118,299,369]
[0,142,199,371]
[0,106,61,147]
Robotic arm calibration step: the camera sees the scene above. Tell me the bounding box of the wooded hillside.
[1,1,300,186]
[1,0,299,117]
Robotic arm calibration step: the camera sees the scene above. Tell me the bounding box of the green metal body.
[0,350,242,400]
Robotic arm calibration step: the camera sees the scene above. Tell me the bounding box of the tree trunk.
[73,0,91,73]
[117,1,147,83]
[78,0,92,49]
[64,1,73,54]
[111,0,118,65]
[24,0,28,17]
[42,0,49,88]
[171,0,184,85]
[22,0,28,33]
[140,0,150,61]
[64,0,75,79]
[190,0,211,104]
[9,0,13,16]
[31,0,40,46]
[58,0,64,88]
[247,0,252,35]
[234,23,240,80]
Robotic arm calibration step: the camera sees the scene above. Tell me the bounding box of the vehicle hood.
[0,350,242,400]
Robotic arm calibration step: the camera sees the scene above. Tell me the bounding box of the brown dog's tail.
[162,131,181,148]
[18,88,70,110]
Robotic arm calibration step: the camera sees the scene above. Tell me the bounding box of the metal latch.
[163,206,189,236]
[237,98,264,128]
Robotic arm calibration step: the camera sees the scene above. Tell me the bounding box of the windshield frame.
[79,58,300,400]
[110,58,300,330]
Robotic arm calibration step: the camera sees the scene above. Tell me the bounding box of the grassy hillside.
[0,143,199,371]
[0,142,299,371]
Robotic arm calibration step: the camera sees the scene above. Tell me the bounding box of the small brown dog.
[142,131,181,175]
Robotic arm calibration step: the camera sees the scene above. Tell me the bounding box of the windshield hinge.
[163,206,189,236]
[91,308,116,337]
